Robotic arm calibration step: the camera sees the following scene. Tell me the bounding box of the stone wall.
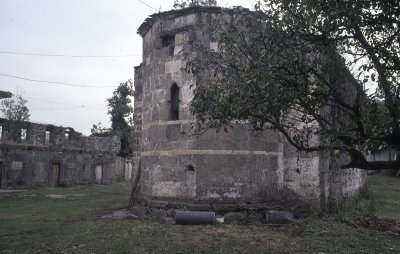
[132,6,366,213]
[0,118,131,188]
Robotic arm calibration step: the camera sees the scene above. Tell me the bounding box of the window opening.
[0,126,2,140]
[185,164,195,171]
[170,83,180,120]
[45,131,50,145]
[162,34,175,56]
[21,128,27,143]
[65,129,70,145]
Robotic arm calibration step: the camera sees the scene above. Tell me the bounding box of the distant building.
[0,118,132,188]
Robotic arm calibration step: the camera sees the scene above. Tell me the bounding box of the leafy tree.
[0,94,30,141]
[0,90,12,99]
[90,122,111,137]
[91,80,134,156]
[185,1,400,170]
[174,0,217,9]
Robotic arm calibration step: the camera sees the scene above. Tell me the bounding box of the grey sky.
[0,0,254,135]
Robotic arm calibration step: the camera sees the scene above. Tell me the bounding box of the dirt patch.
[47,194,67,199]
[102,209,138,220]
[0,190,26,195]
[348,216,400,238]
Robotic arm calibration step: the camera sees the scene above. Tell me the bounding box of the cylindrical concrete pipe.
[175,211,215,225]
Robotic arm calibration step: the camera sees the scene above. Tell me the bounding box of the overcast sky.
[0,0,255,135]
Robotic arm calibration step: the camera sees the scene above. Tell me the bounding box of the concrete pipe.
[175,211,215,225]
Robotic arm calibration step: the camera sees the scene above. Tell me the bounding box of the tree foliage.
[0,94,30,141]
[90,122,111,137]
[174,0,217,9]
[0,90,12,99]
[91,80,134,156]
[185,0,400,170]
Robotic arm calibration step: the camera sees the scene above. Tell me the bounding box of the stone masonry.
[0,118,132,188]
[131,6,366,214]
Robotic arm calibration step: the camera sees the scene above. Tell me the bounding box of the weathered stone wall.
[319,155,367,208]
[132,6,366,212]
[134,7,287,208]
[0,118,130,188]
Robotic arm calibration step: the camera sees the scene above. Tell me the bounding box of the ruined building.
[132,6,366,213]
[0,118,132,188]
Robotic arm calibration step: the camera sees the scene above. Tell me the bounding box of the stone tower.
[132,6,366,213]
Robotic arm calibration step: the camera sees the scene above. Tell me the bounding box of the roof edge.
[137,6,226,37]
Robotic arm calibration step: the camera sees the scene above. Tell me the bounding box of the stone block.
[175,211,215,225]
[165,60,183,73]
[266,210,293,223]
[175,31,189,45]
[166,124,182,141]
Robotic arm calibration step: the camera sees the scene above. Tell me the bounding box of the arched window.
[65,129,70,145]
[20,128,27,143]
[45,131,50,145]
[170,83,179,120]
[45,126,53,145]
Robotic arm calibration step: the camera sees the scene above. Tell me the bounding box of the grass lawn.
[0,176,399,254]
[368,175,400,220]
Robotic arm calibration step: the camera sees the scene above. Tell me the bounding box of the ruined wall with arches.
[0,118,132,188]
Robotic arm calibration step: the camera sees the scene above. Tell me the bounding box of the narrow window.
[162,34,175,56]
[0,126,2,140]
[21,128,27,143]
[45,131,50,145]
[170,83,179,120]
[65,129,70,145]
[185,164,195,171]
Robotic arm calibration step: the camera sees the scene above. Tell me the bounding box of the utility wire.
[136,0,158,12]
[27,96,106,109]
[0,51,140,58]
[30,107,104,111]
[0,73,117,88]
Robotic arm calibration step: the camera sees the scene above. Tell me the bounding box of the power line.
[0,73,117,88]
[136,0,158,12]
[27,96,106,109]
[30,107,104,111]
[0,51,140,58]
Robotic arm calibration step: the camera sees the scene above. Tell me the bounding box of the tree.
[90,122,111,137]
[92,80,134,156]
[0,90,12,99]
[174,0,217,9]
[0,94,30,141]
[185,1,400,170]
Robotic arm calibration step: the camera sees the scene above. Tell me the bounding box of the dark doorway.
[170,83,179,120]
[50,163,60,186]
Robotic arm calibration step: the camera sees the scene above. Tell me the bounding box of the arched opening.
[170,83,180,120]
[45,126,54,145]
[45,131,50,145]
[65,129,70,145]
[20,128,27,143]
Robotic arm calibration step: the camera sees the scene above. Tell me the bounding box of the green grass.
[368,175,400,220]
[0,176,399,254]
